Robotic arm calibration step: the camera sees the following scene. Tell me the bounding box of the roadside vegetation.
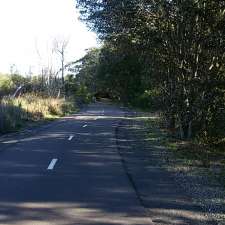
[0,95,75,133]
[73,1,225,185]
[146,116,225,187]
[75,0,225,144]
[0,1,224,173]
[0,71,90,134]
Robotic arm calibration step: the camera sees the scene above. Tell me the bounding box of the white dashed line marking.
[82,124,87,128]
[2,140,19,144]
[68,135,74,141]
[47,159,58,170]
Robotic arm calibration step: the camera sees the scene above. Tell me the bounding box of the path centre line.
[68,135,74,141]
[47,159,58,170]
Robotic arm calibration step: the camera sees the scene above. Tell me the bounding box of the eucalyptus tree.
[53,38,69,97]
[76,0,225,142]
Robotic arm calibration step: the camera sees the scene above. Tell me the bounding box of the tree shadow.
[116,119,222,225]
[0,103,223,224]
[0,102,43,134]
[0,107,151,224]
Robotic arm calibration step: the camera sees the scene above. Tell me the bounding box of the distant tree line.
[0,73,61,98]
[76,0,225,144]
[0,68,92,106]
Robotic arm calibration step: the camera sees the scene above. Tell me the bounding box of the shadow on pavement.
[0,103,221,224]
[116,120,220,225]
[0,104,150,225]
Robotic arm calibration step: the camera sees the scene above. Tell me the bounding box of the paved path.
[0,103,152,225]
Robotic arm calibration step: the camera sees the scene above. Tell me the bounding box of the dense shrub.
[131,89,162,111]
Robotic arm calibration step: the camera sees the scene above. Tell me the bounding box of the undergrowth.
[146,116,225,187]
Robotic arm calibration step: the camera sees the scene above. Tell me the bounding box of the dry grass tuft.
[0,94,76,133]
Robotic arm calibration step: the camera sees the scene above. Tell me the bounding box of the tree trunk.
[187,121,192,139]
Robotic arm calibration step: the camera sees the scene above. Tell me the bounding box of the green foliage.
[97,43,145,102]
[0,74,14,96]
[75,84,92,104]
[131,89,162,111]
[65,75,78,96]
[0,73,32,98]
[76,0,225,144]
[65,74,93,105]
[65,48,101,104]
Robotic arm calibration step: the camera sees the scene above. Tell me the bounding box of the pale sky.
[0,0,98,75]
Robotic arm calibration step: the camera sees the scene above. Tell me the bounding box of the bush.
[0,74,13,97]
[131,89,162,111]
[198,107,225,146]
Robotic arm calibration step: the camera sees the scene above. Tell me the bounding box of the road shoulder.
[116,113,225,225]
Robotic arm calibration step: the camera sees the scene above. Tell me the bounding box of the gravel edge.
[119,113,225,225]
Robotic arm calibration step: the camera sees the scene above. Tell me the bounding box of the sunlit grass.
[0,94,77,133]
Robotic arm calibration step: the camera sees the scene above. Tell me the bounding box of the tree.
[53,38,69,97]
[76,0,225,142]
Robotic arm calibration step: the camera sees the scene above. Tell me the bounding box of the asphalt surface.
[0,102,152,225]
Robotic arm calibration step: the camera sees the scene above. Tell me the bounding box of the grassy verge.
[146,116,225,187]
[0,94,77,134]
